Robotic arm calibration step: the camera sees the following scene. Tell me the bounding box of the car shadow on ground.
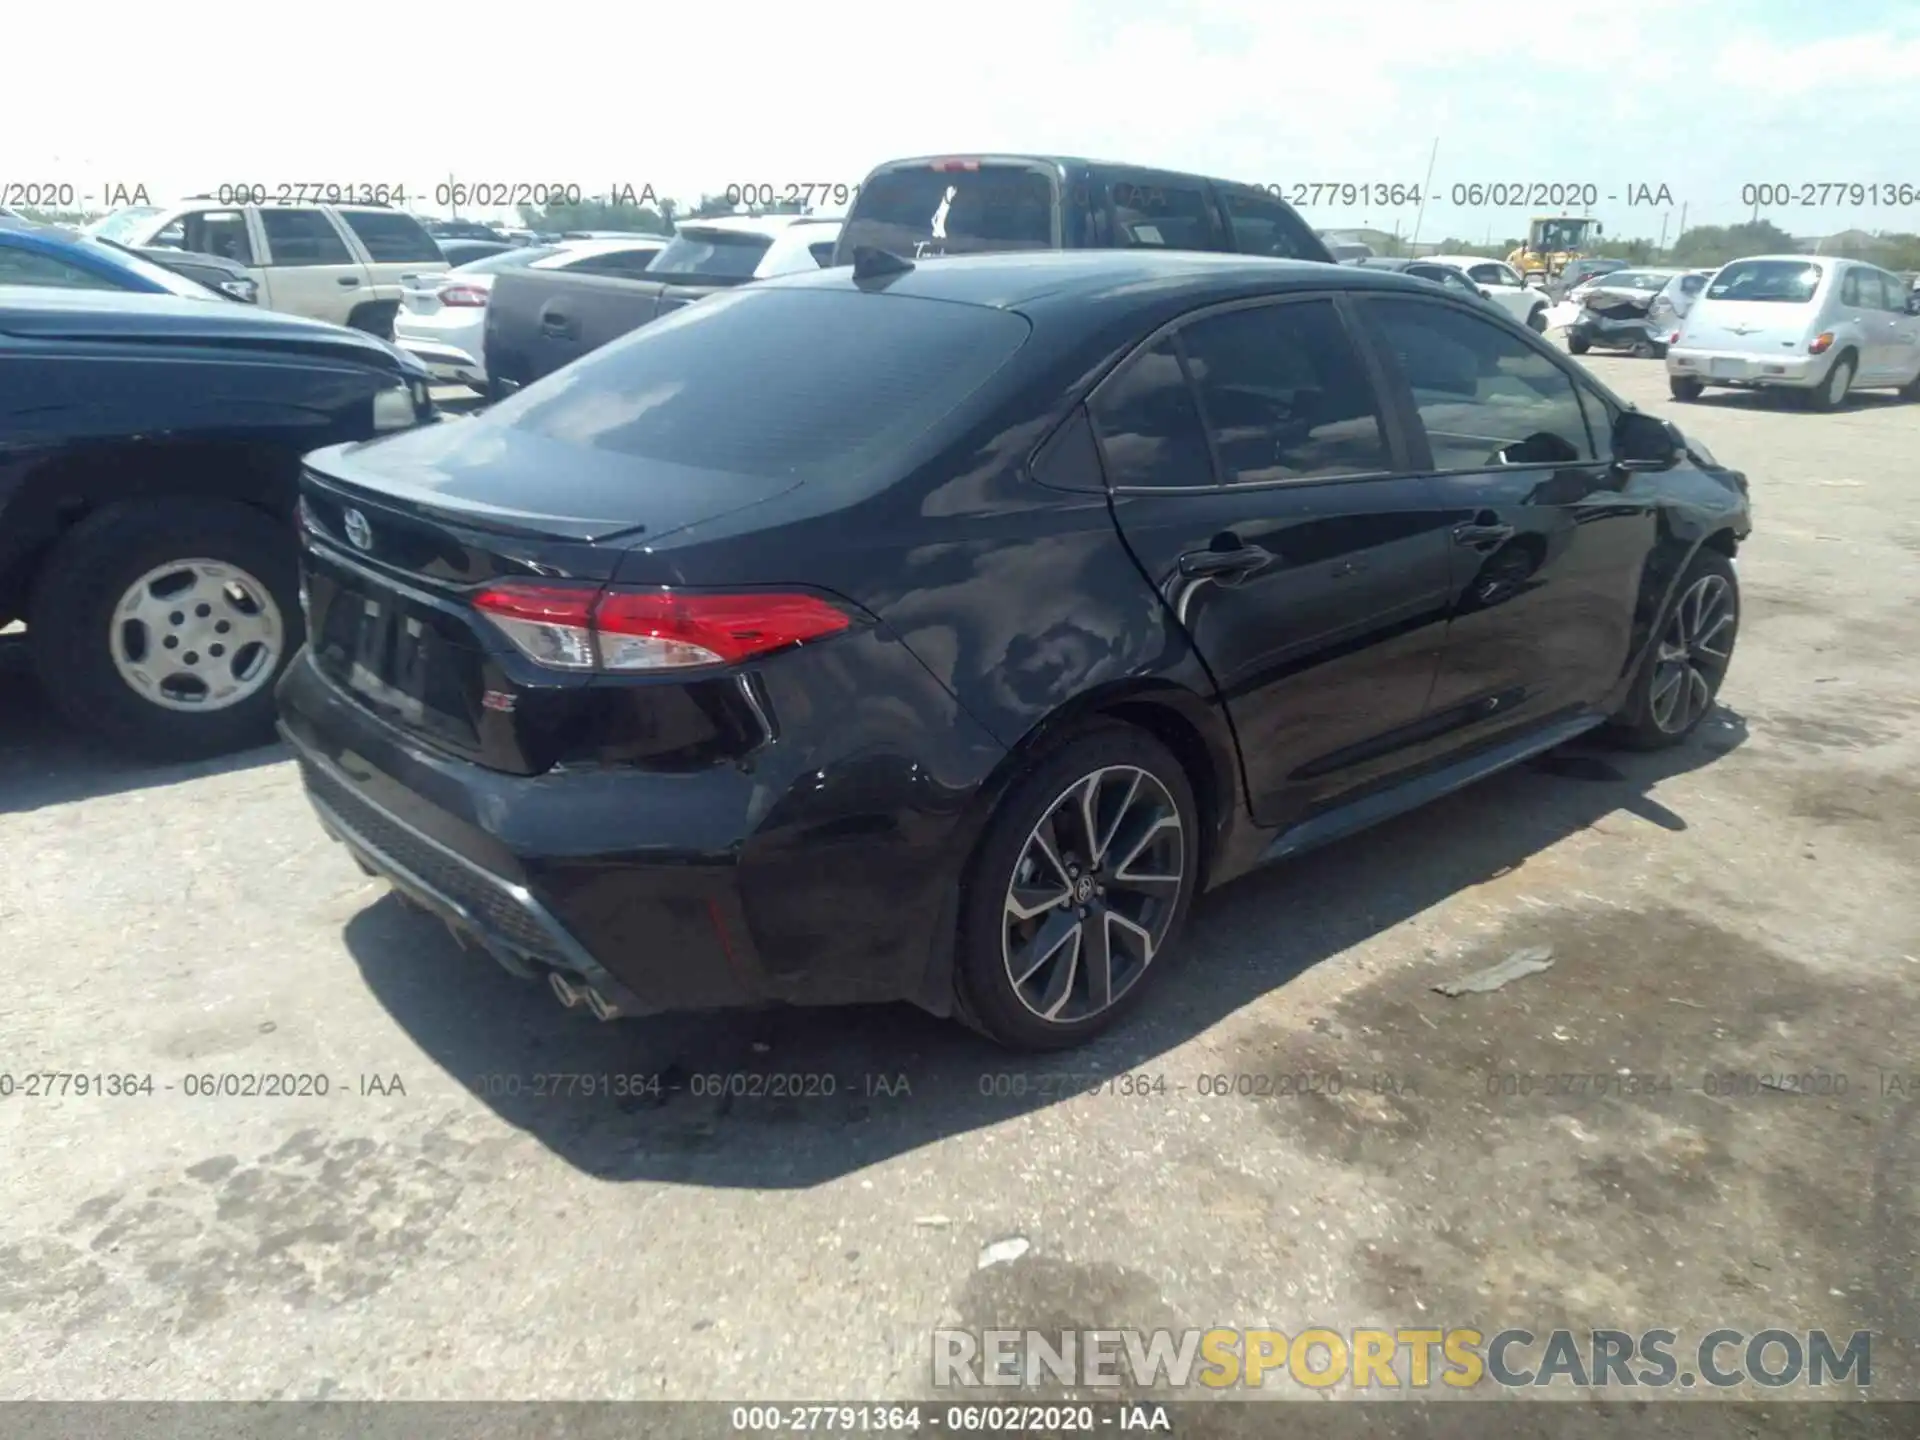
[0,637,286,814]
[1675,388,1909,415]
[343,707,1749,1188]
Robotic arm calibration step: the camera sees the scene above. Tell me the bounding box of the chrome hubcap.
[1002,765,1185,1024]
[1650,573,1735,734]
[109,559,284,712]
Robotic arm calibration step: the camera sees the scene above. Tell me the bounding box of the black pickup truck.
[483,215,840,397]
[0,287,435,758]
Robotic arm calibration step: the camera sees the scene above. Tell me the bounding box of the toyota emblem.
[342,507,373,551]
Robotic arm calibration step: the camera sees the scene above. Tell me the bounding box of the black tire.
[1806,353,1855,412]
[347,301,399,341]
[1526,306,1548,333]
[1601,549,1738,751]
[954,723,1201,1051]
[1567,334,1590,355]
[1899,369,1920,402]
[27,499,302,761]
[1669,376,1704,402]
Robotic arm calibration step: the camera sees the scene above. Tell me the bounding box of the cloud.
[4,0,1915,236]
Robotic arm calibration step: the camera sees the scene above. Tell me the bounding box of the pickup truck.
[0,287,436,758]
[483,215,840,397]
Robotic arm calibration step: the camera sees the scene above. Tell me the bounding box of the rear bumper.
[276,650,770,1016]
[1667,346,1827,388]
[391,330,486,385]
[1570,314,1661,348]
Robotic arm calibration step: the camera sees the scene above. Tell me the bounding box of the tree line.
[1362,220,1920,271]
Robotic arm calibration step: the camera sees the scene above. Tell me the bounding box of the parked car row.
[1,148,1786,1055]
[0,215,258,303]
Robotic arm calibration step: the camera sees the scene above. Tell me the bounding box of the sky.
[5,0,1919,241]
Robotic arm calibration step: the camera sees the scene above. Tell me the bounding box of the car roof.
[674,214,841,239]
[1424,253,1511,268]
[759,248,1407,311]
[1721,254,1828,266]
[550,235,671,255]
[863,153,1256,187]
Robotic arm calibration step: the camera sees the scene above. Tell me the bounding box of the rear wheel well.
[1097,698,1224,890]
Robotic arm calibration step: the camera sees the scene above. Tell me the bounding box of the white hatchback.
[1667,255,1920,410]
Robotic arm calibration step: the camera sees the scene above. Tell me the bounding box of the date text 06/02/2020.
[1258,181,1675,208]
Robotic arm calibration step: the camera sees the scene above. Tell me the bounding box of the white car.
[393,236,670,389]
[648,214,844,279]
[92,201,446,335]
[1667,255,1920,409]
[1423,253,1551,332]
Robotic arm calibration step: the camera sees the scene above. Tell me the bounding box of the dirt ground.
[2,353,1916,1421]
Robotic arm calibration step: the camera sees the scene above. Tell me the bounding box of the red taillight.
[472,582,851,673]
[929,158,982,172]
[439,283,489,307]
[1808,331,1835,355]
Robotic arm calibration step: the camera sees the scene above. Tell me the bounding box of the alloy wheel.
[109,559,284,712]
[1002,765,1186,1024]
[1649,572,1736,735]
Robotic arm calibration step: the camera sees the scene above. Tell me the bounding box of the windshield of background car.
[839,164,1057,258]
[647,230,772,279]
[1705,260,1823,303]
[454,245,563,273]
[490,288,1031,485]
[86,207,163,243]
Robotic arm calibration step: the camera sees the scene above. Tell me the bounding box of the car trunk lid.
[296,419,803,773]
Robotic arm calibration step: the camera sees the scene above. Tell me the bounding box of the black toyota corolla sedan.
[277,248,1751,1051]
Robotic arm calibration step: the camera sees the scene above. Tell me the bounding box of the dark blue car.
[0,218,233,300]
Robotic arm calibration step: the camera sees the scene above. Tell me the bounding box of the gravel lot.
[2,354,1916,1414]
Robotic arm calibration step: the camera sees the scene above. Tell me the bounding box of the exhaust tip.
[583,985,622,1022]
[548,970,582,1008]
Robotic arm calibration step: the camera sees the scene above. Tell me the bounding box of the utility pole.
[447,171,458,219]
[1658,211,1669,253]
[1409,137,1440,253]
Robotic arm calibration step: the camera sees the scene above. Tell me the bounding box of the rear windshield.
[453,245,562,273]
[647,230,772,280]
[839,164,1056,259]
[1706,260,1822,303]
[491,288,1030,483]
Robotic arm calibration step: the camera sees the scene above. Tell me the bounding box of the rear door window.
[493,289,1030,485]
[1214,184,1323,260]
[840,163,1057,259]
[1706,260,1822,303]
[339,209,443,263]
[258,209,354,266]
[646,230,771,279]
[562,247,662,278]
[1178,300,1393,483]
[1106,175,1224,252]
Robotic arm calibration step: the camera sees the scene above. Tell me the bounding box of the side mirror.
[1615,410,1681,471]
[1479,286,1493,298]
[1907,294,1920,315]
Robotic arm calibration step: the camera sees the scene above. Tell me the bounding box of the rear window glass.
[493,288,1031,483]
[1600,271,1673,290]
[840,165,1056,258]
[1706,260,1822,303]
[455,245,561,273]
[341,209,443,263]
[647,230,771,279]
[1109,178,1222,252]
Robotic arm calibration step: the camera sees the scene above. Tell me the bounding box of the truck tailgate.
[482,268,729,396]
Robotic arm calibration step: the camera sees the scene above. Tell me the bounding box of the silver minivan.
[1667,255,1920,409]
